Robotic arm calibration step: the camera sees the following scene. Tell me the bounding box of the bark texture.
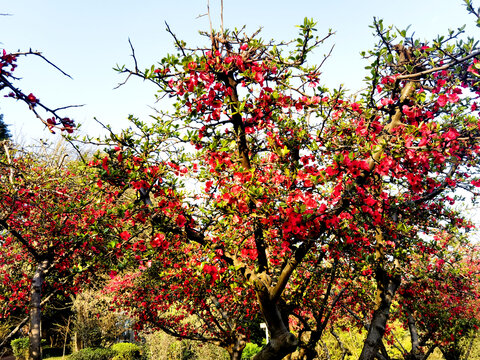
[405,309,423,360]
[253,290,298,360]
[29,260,49,360]
[358,269,401,360]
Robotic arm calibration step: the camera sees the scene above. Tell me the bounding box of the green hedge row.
[70,343,142,360]
[11,338,142,360]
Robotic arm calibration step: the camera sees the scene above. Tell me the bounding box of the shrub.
[72,290,128,349]
[110,343,142,360]
[69,347,115,360]
[241,343,261,360]
[142,331,229,360]
[167,340,196,360]
[11,337,29,360]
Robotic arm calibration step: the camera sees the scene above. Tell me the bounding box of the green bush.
[241,343,261,360]
[69,348,115,360]
[11,337,29,360]
[110,343,142,360]
[168,341,196,360]
[10,337,48,360]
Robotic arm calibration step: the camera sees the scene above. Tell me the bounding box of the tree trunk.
[230,352,242,360]
[253,291,298,360]
[358,268,401,360]
[463,331,477,360]
[405,309,423,360]
[29,260,49,360]
[227,337,246,360]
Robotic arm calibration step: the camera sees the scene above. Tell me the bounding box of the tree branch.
[396,49,480,81]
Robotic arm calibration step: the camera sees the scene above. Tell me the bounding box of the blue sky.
[0,0,477,143]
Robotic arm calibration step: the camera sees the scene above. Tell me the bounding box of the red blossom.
[176,214,186,227]
[437,94,448,107]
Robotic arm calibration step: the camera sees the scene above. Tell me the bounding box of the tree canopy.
[90,10,480,360]
[1,3,480,360]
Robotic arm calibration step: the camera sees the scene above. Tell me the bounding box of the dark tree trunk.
[253,292,298,360]
[29,260,49,360]
[358,268,401,360]
[405,309,423,360]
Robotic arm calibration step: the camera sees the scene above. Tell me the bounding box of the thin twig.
[165,22,186,57]
[63,136,86,164]
[14,50,73,79]
[114,72,133,89]
[128,38,139,73]
[220,0,224,35]
[207,0,215,48]
[53,104,85,112]
[207,0,213,35]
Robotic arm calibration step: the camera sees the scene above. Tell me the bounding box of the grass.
[44,356,70,360]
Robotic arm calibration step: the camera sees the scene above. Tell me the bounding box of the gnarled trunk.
[358,268,401,360]
[253,291,298,360]
[29,260,49,360]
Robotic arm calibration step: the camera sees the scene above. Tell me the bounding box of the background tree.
[71,287,130,350]
[0,147,125,360]
[0,114,11,141]
[395,235,480,360]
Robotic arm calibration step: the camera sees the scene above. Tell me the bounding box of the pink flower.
[443,128,459,141]
[448,93,459,103]
[119,231,130,241]
[176,214,186,227]
[437,94,448,107]
[381,98,394,107]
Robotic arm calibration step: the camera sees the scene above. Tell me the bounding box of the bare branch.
[165,22,187,57]
[220,0,224,35]
[128,38,139,73]
[13,50,73,79]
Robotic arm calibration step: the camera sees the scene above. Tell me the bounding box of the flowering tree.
[0,150,123,360]
[89,8,480,360]
[396,235,480,360]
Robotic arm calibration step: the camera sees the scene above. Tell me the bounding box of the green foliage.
[69,348,115,360]
[72,289,129,349]
[168,341,196,360]
[11,337,29,360]
[241,343,261,359]
[0,114,11,141]
[142,331,229,360]
[66,344,143,360]
[10,337,48,359]
[110,343,142,360]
